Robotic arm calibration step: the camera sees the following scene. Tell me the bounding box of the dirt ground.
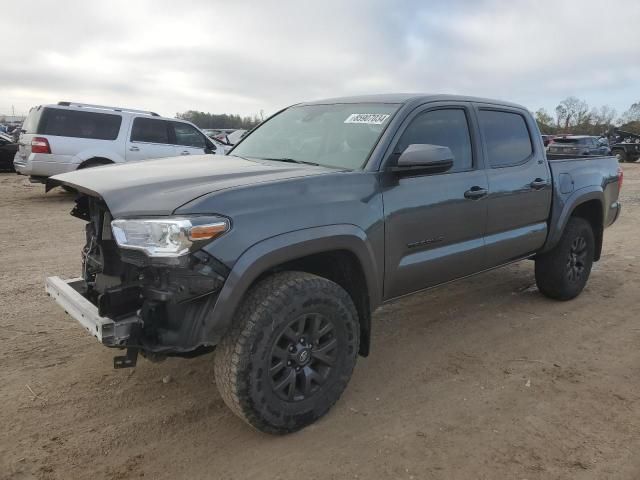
[1,166,639,480]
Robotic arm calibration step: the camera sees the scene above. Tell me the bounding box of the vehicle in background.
[47,94,621,434]
[226,129,247,145]
[541,134,555,148]
[547,135,610,156]
[609,129,640,163]
[209,137,232,154]
[203,128,236,138]
[13,102,221,186]
[204,128,248,147]
[202,129,233,154]
[0,133,18,172]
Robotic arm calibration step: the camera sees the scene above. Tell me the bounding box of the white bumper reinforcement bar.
[45,276,140,346]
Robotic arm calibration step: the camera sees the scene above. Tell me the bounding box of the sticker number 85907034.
[344,113,390,125]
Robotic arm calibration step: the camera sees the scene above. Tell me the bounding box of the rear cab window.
[553,138,580,144]
[478,110,533,167]
[39,108,122,140]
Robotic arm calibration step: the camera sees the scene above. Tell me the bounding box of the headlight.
[111,217,230,257]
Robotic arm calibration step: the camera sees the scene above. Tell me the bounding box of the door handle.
[530,178,548,190]
[464,186,488,200]
[129,146,139,152]
[180,150,190,155]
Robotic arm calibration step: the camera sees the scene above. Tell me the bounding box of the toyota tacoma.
[45,94,622,434]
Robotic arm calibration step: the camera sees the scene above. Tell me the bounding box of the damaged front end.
[47,194,230,368]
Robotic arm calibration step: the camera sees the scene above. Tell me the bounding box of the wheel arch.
[77,157,115,169]
[570,199,604,260]
[204,225,383,356]
[543,188,604,260]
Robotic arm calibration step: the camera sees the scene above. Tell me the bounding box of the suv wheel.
[535,217,595,300]
[214,271,359,434]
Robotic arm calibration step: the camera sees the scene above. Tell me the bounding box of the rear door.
[382,102,489,299]
[127,117,175,161]
[475,105,552,266]
[170,121,210,156]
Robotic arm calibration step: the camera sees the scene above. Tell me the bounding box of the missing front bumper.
[45,276,141,347]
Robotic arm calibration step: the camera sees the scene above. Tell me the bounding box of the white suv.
[14,102,220,183]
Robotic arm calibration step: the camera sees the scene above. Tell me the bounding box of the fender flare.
[542,187,604,253]
[202,224,383,346]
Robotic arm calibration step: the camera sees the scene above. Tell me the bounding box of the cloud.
[1,0,638,118]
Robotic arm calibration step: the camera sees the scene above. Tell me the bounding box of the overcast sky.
[2,0,639,119]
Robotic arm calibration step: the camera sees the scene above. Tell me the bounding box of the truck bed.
[543,153,621,253]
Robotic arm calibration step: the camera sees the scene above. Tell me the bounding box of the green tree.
[555,96,589,132]
[621,102,640,124]
[535,108,555,133]
[175,111,261,129]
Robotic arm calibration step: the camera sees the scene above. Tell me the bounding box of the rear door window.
[130,118,170,144]
[171,122,206,148]
[39,108,122,140]
[478,110,533,167]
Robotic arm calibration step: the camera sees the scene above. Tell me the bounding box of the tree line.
[175,111,262,130]
[535,97,640,136]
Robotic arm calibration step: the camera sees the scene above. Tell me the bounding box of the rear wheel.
[214,271,359,434]
[535,217,595,301]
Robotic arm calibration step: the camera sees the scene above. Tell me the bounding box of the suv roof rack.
[57,101,160,117]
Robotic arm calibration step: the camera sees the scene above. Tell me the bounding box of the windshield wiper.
[261,157,321,167]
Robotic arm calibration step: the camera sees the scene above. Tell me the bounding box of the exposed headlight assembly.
[111,217,230,257]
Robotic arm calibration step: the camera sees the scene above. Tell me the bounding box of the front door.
[383,104,489,300]
[126,117,175,161]
[170,121,209,156]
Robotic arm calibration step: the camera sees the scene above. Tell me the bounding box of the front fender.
[201,224,383,344]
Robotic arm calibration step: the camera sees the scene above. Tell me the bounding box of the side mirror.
[393,144,454,175]
[205,140,217,154]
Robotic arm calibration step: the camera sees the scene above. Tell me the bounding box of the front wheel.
[535,217,595,300]
[214,271,359,434]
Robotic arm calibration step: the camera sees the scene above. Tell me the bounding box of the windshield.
[231,103,399,169]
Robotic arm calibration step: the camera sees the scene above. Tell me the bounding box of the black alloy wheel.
[270,313,337,402]
[566,235,588,283]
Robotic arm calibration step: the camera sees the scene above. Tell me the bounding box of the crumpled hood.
[49,154,332,217]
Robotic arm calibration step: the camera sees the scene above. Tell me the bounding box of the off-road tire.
[535,217,595,301]
[214,271,359,434]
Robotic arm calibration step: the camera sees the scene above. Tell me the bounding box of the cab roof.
[299,93,527,110]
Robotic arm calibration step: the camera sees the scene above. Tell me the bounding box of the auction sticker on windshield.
[344,113,390,125]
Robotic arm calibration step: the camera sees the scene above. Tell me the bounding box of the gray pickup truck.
[46,94,622,434]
